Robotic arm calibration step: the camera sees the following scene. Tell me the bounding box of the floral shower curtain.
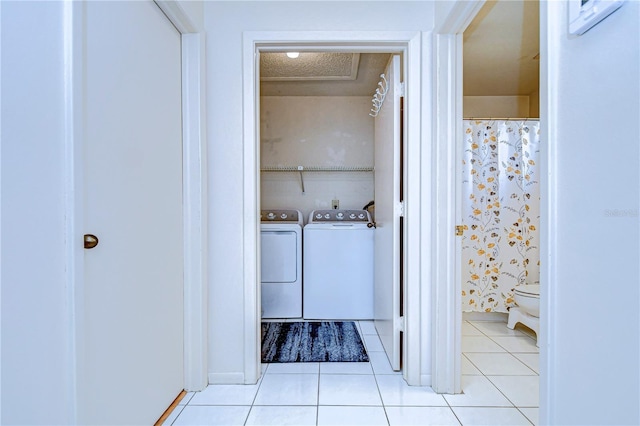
[461,120,541,313]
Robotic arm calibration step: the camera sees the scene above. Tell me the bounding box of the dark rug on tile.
[261,321,369,363]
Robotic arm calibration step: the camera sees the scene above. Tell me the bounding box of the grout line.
[166,404,186,426]
[315,360,321,425]
[515,406,536,426]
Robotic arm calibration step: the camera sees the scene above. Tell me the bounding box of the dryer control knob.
[349,213,356,219]
[280,213,288,219]
[316,213,322,219]
[336,212,344,219]
[267,212,276,219]
[358,213,365,219]
[324,213,331,219]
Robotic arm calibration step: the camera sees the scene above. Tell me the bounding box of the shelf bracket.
[297,166,305,193]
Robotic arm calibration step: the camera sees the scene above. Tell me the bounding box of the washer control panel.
[260,209,300,222]
[309,209,371,223]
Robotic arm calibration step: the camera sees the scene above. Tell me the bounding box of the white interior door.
[374,55,402,371]
[79,1,184,424]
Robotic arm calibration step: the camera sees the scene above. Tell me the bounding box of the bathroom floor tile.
[188,383,260,406]
[245,405,317,425]
[451,406,533,425]
[469,321,527,337]
[462,321,484,336]
[161,405,184,425]
[317,406,388,426]
[462,335,507,353]
[491,336,539,353]
[368,351,402,375]
[386,406,461,425]
[519,407,539,425]
[462,354,483,375]
[172,405,250,426]
[363,333,385,352]
[178,392,195,406]
[465,353,537,376]
[375,375,447,406]
[358,320,378,335]
[253,373,319,406]
[319,374,383,406]
[487,375,539,407]
[320,361,374,375]
[513,353,539,374]
[265,362,320,374]
[443,375,512,407]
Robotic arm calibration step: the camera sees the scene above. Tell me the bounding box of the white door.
[79,1,184,424]
[373,55,403,371]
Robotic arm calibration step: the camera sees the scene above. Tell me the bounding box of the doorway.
[448,0,541,421]
[258,50,403,369]
[242,32,424,386]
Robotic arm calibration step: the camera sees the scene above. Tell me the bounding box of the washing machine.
[303,209,374,319]
[261,209,303,318]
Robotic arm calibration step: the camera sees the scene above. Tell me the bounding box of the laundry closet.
[258,51,403,355]
[259,52,390,219]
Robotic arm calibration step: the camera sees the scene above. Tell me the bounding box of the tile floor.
[164,320,539,425]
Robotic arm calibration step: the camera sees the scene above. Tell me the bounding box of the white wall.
[463,95,532,118]
[542,1,639,424]
[204,1,434,383]
[260,96,374,219]
[1,2,73,424]
[528,88,539,118]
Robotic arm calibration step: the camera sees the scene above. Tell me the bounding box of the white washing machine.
[261,209,303,318]
[303,209,374,320]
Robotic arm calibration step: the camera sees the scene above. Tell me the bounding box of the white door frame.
[242,31,425,385]
[155,1,209,393]
[430,1,487,394]
[64,2,208,410]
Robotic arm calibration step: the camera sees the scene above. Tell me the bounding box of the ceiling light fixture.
[286,52,300,59]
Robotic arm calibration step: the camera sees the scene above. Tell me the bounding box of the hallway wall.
[204,1,435,383]
[1,2,72,423]
[542,1,639,423]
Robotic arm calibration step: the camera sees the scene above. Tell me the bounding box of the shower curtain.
[461,120,540,313]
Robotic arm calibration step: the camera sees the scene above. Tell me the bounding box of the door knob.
[84,234,99,249]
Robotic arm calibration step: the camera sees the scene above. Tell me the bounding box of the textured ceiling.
[259,0,539,98]
[260,53,390,96]
[261,53,360,81]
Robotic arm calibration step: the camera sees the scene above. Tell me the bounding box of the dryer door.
[261,230,298,283]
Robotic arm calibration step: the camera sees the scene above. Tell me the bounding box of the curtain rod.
[463,117,540,121]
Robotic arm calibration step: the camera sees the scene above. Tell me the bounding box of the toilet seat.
[515,284,540,298]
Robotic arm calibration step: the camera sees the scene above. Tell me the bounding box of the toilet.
[507,284,540,345]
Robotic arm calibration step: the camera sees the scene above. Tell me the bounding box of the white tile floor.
[164,320,539,425]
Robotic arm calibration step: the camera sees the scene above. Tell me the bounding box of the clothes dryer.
[261,209,303,318]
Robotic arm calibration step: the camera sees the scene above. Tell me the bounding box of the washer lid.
[515,284,540,297]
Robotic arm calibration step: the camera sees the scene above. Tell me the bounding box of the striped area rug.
[261,321,369,363]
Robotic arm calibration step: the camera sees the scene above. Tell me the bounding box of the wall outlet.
[332,199,339,209]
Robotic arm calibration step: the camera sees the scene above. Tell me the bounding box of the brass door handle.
[84,234,99,249]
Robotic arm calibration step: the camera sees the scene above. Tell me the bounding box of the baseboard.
[208,372,246,385]
[462,311,508,322]
[420,374,432,387]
